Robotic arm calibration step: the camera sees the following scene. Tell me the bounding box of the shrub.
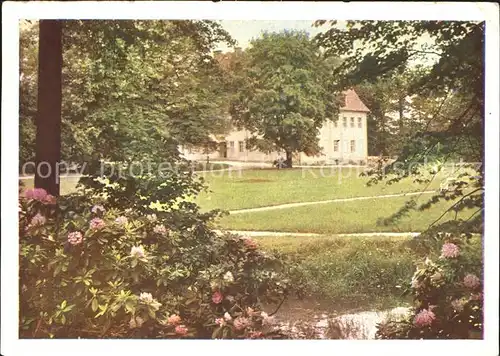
[376,233,483,339]
[19,163,295,339]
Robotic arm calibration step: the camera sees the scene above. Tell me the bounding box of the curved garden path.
[228,190,436,215]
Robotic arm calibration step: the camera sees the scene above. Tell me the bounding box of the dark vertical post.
[34,20,62,196]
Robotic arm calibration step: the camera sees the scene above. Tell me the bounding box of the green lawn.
[255,233,482,312]
[196,167,446,211]
[19,176,81,196]
[256,235,416,311]
[216,194,478,234]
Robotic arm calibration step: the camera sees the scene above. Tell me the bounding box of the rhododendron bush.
[19,165,296,339]
[376,233,483,339]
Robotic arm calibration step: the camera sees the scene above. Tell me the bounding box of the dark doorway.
[218,142,227,158]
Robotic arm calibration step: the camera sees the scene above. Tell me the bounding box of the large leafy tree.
[354,66,426,157]
[20,20,234,173]
[315,20,484,233]
[230,31,337,167]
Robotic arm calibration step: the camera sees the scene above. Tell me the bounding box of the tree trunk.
[285,150,293,168]
[34,20,63,196]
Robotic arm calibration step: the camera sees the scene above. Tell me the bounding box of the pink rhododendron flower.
[175,325,188,336]
[30,213,46,226]
[167,314,182,325]
[261,311,275,326]
[67,231,83,245]
[224,312,232,321]
[243,237,258,249]
[470,292,483,301]
[249,331,263,339]
[89,218,105,230]
[24,188,48,201]
[91,205,105,214]
[115,216,128,226]
[463,274,481,289]
[441,243,460,258]
[24,188,56,204]
[44,194,57,205]
[233,317,250,331]
[153,224,167,235]
[215,318,226,326]
[212,291,223,304]
[413,309,436,328]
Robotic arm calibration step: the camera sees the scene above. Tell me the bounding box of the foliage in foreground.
[19,165,301,339]
[376,233,483,339]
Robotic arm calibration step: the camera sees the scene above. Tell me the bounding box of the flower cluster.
[440,242,460,259]
[24,188,56,205]
[29,213,46,228]
[67,231,83,245]
[463,274,481,289]
[115,216,128,226]
[19,180,293,340]
[413,309,436,328]
[167,314,181,325]
[153,224,168,235]
[130,246,146,259]
[243,237,258,250]
[89,218,106,230]
[377,238,483,340]
[212,291,223,304]
[223,271,234,283]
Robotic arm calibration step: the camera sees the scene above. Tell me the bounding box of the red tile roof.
[340,89,370,113]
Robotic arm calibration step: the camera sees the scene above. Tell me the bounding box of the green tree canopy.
[20,20,235,169]
[315,20,484,234]
[229,30,338,167]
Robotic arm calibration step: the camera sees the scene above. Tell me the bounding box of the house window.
[350,140,356,153]
[239,141,244,152]
[229,141,235,153]
[350,117,355,128]
[333,140,340,152]
[342,117,347,128]
[358,117,362,128]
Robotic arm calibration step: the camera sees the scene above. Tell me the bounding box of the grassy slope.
[217,194,477,234]
[256,234,482,312]
[256,235,416,311]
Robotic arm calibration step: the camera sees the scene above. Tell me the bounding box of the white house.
[180,89,370,165]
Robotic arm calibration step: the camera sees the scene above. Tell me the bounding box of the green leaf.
[91,298,99,312]
[212,326,222,339]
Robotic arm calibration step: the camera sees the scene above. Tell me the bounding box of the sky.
[215,20,331,51]
[215,20,440,67]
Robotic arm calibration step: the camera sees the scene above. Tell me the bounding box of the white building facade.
[180,89,370,165]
